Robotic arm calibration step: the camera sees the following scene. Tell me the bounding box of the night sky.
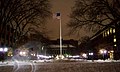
[46,0,92,40]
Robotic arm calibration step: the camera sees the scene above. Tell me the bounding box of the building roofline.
[90,26,109,40]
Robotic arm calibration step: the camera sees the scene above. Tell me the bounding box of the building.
[47,39,78,56]
[85,26,120,60]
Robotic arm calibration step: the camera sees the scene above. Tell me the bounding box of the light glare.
[4,48,8,52]
[0,48,3,52]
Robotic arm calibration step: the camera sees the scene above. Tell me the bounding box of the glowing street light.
[89,52,93,56]
[31,53,36,56]
[82,53,87,58]
[88,52,94,61]
[0,47,8,61]
[100,49,107,54]
[99,49,107,60]
[19,51,27,56]
[0,47,8,52]
[4,47,8,52]
[0,48,3,52]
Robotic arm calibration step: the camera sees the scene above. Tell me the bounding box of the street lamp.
[0,48,3,52]
[41,46,47,61]
[0,47,8,52]
[99,49,107,60]
[82,53,87,58]
[19,51,27,56]
[0,47,8,61]
[4,48,8,52]
[41,46,46,56]
[89,52,93,56]
[88,52,94,61]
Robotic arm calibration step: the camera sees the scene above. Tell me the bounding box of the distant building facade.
[86,27,120,60]
[48,39,78,56]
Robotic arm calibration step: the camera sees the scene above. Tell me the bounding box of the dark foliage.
[0,0,51,46]
[68,0,120,35]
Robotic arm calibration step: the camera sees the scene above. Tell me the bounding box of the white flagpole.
[60,16,62,58]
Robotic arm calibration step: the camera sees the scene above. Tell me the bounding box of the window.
[110,28,112,33]
[113,29,115,33]
[114,44,117,47]
[105,32,107,37]
[107,30,109,35]
[114,38,116,42]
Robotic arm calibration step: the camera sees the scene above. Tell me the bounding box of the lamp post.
[42,46,47,61]
[89,52,94,61]
[99,49,107,60]
[0,47,8,61]
[0,47,8,52]
[42,46,46,56]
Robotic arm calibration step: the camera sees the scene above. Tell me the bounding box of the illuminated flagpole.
[59,15,62,58]
[54,12,62,59]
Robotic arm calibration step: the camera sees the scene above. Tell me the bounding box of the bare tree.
[0,0,51,47]
[79,36,90,43]
[68,0,120,35]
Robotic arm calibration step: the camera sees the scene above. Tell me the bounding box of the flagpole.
[60,16,62,58]
[55,12,63,59]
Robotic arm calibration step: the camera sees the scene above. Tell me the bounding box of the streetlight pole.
[99,49,107,60]
[0,47,8,61]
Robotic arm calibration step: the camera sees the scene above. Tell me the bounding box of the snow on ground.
[0,60,120,72]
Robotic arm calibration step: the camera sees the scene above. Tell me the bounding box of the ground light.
[55,55,64,60]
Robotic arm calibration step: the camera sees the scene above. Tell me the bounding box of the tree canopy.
[68,0,120,35]
[0,0,51,46]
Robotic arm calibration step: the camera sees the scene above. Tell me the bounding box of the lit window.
[110,50,114,53]
[114,38,116,42]
[107,30,109,35]
[113,29,115,33]
[114,44,117,47]
[110,28,112,33]
[105,32,107,37]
